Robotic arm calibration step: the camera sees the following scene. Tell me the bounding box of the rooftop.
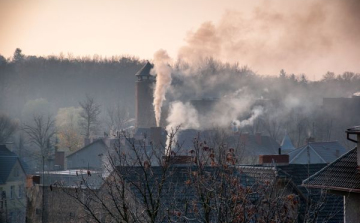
[303,147,360,193]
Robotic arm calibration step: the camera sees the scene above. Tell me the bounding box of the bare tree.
[22,114,56,159]
[105,102,132,131]
[54,129,302,223]
[0,113,18,144]
[79,95,101,137]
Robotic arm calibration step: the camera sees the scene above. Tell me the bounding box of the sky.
[1,0,359,79]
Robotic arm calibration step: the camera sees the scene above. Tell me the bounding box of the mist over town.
[1,0,360,222]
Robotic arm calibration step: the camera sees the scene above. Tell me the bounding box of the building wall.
[290,149,325,164]
[0,161,27,223]
[345,193,360,223]
[67,141,107,170]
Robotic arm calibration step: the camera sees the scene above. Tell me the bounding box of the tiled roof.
[238,164,343,223]
[303,147,360,192]
[116,163,343,222]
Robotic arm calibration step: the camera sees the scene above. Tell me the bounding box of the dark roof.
[239,164,343,223]
[0,145,27,184]
[346,126,360,134]
[135,61,153,76]
[116,164,342,222]
[176,130,279,157]
[303,147,360,192]
[66,139,107,158]
[289,141,347,163]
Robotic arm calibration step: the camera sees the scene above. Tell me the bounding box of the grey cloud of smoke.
[151,49,173,127]
[178,0,360,78]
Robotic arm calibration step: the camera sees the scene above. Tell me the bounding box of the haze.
[1,0,360,79]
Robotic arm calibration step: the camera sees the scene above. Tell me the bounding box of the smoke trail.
[233,106,263,129]
[177,0,360,78]
[151,49,173,127]
[165,101,200,151]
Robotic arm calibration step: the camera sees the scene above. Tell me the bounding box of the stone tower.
[135,61,156,129]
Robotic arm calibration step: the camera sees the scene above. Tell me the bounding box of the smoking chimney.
[346,126,360,167]
[135,62,156,129]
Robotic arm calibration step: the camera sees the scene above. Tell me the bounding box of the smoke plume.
[166,101,200,150]
[151,49,173,126]
[178,0,360,78]
[233,106,264,129]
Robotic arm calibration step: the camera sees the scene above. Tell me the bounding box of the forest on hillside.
[1,48,360,164]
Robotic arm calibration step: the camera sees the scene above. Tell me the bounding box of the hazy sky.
[1,0,359,78]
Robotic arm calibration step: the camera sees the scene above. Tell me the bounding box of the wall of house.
[345,193,360,223]
[26,185,85,223]
[290,149,325,164]
[67,141,107,170]
[0,161,27,223]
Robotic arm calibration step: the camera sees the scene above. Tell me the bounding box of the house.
[238,154,344,223]
[176,129,280,164]
[303,126,360,222]
[0,145,27,223]
[26,170,103,223]
[288,141,347,164]
[66,138,109,170]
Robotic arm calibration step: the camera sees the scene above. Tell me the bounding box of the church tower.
[135,61,156,129]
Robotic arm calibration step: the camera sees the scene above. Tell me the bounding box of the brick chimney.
[259,154,289,166]
[346,126,360,167]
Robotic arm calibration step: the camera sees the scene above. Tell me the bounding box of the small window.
[18,185,24,198]
[10,186,15,199]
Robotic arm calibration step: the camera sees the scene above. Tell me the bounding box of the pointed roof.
[135,61,154,77]
[303,147,360,192]
[0,145,27,184]
[289,141,347,164]
[280,133,295,152]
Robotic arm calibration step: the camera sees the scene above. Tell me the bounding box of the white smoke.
[233,106,264,129]
[151,49,173,127]
[165,101,200,151]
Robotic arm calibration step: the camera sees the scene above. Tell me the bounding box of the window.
[10,186,15,199]
[18,185,24,198]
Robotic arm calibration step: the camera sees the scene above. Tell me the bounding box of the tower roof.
[281,134,295,151]
[135,61,154,77]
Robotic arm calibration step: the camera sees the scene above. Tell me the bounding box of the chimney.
[278,147,282,155]
[150,127,162,148]
[255,132,262,145]
[259,154,289,166]
[306,136,315,144]
[345,126,360,167]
